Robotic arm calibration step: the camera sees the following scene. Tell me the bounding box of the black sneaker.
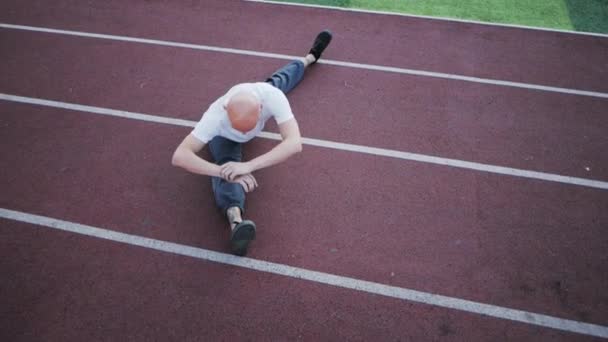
[309,30,333,63]
[230,220,256,256]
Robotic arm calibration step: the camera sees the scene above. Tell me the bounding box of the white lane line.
[1,208,607,338]
[2,93,607,191]
[320,59,608,98]
[245,0,608,38]
[1,23,608,99]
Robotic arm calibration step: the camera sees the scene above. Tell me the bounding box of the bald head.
[225,91,261,133]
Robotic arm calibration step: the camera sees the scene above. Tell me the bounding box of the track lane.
[0,0,607,92]
[1,30,606,181]
[3,220,603,341]
[2,102,607,327]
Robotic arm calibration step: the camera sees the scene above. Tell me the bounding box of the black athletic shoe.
[309,30,333,63]
[230,220,256,256]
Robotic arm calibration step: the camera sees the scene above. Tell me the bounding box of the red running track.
[1,30,607,179]
[1,0,608,340]
[3,220,601,341]
[1,0,607,92]
[1,102,607,339]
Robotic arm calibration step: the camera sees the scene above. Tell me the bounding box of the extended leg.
[266,59,306,94]
[266,30,333,94]
[208,136,245,216]
[208,136,256,256]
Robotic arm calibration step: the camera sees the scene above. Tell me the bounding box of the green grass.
[273,0,608,34]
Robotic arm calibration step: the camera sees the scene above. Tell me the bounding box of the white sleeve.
[268,89,295,124]
[191,104,222,144]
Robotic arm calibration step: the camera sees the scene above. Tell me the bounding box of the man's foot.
[309,30,333,63]
[230,220,256,256]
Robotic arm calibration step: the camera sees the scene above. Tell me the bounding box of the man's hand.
[231,173,258,193]
[220,162,253,181]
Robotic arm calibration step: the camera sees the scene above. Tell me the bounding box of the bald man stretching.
[172,31,332,256]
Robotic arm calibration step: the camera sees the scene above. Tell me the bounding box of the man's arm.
[220,118,302,180]
[171,134,222,177]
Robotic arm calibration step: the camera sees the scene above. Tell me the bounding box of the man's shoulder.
[229,82,268,93]
[255,82,289,103]
[200,99,224,120]
[224,82,285,101]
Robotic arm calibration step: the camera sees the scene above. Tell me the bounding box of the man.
[172,30,333,256]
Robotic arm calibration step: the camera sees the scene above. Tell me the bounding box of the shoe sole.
[230,220,256,256]
[311,30,333,61]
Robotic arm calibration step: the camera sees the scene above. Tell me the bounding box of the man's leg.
[266,30,332,94]
[208,136,256,256]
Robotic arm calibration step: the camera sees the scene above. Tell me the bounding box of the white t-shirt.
[191,82,295,143]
